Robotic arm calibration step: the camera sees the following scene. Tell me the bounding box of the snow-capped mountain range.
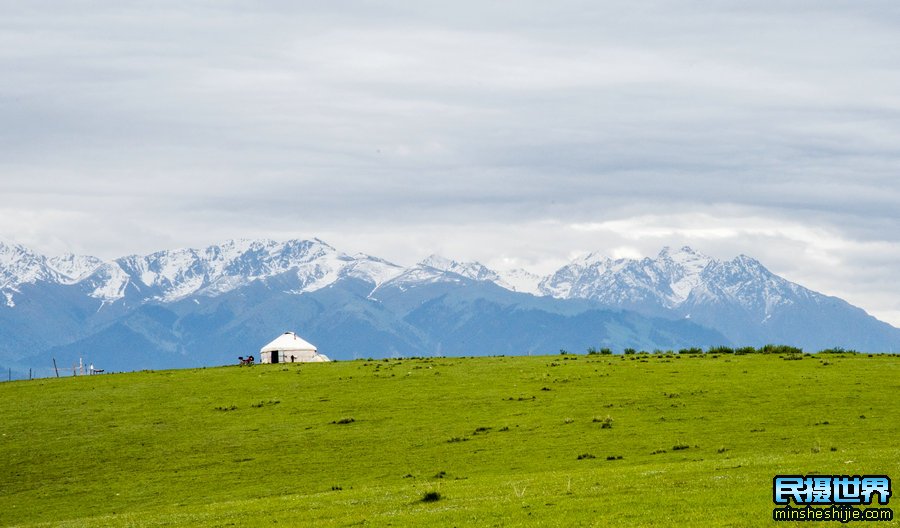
[1,238,898,374]
[0,240,807,314]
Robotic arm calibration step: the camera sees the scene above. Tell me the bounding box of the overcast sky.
[3,2,900,324]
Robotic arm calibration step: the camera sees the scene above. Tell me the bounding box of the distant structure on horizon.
[259,332,330,363]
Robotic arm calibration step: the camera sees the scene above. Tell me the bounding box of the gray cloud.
[2,1,900,323]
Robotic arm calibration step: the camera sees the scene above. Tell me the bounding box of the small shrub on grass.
[576,453,596,460]
[447,436,468,443]
[593,415,613,429]
[651,449,666,455]
[672,443,690,451]
[421,491,442,502]
[819,347,857,354]
[214,405,237,411]
[331,417,355,424]
[433,471,447,479]
[761,344,803,355]
[606,455,623,460]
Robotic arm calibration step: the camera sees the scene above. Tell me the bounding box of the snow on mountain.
[0,239,881,335]
[340,254,405,287]
[655,246,713,303]
[537,246,830,325]
[3,238,900,364]
[419,255,508,284]
[0,239,406,306]
[91,239,405,303]
[84,262,132,303]
[0,242,68,306]
[539,246,717,308]
[47,253,104,283]
[374,254,514,295]
[0,242,60,291]
[0,240,836,319]
[684,254,811,320]
[496,268,542,295]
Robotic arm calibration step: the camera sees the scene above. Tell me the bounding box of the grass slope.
[1,353,898,527]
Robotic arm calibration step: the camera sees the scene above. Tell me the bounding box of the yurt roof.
[260,332,317,353]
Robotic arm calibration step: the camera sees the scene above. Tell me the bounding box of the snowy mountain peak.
[0,240,855,350]
[418,254,506,284]
[420,254,457,271]
[658,245,709,262]
[496,268,542,295]
[0,242,60,294]
[571,251,610,267]
[76,239,399,303]
[48,253,104,283]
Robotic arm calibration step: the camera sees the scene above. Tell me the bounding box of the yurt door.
[271,351,279,364]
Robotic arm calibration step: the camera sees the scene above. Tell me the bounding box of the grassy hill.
[1,353,898,527]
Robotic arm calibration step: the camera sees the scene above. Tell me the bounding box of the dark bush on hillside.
[819,347,858,354]
[760,344,803,355]
[593,415,614,429]
[707,346,734,355]
[623,348,636,355]
[678,347,704,355]
[421,491,442,502]
[734,346,757,355]
[332,417,355,424]
[577,453,596,460]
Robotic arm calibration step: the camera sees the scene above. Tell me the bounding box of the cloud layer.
[2,2,900,324]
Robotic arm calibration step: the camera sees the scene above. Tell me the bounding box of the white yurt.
[259,332,330,363]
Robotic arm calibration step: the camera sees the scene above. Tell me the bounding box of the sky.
[2,2,900,324]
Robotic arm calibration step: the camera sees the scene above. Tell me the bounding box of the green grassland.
[1,353,898,527]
